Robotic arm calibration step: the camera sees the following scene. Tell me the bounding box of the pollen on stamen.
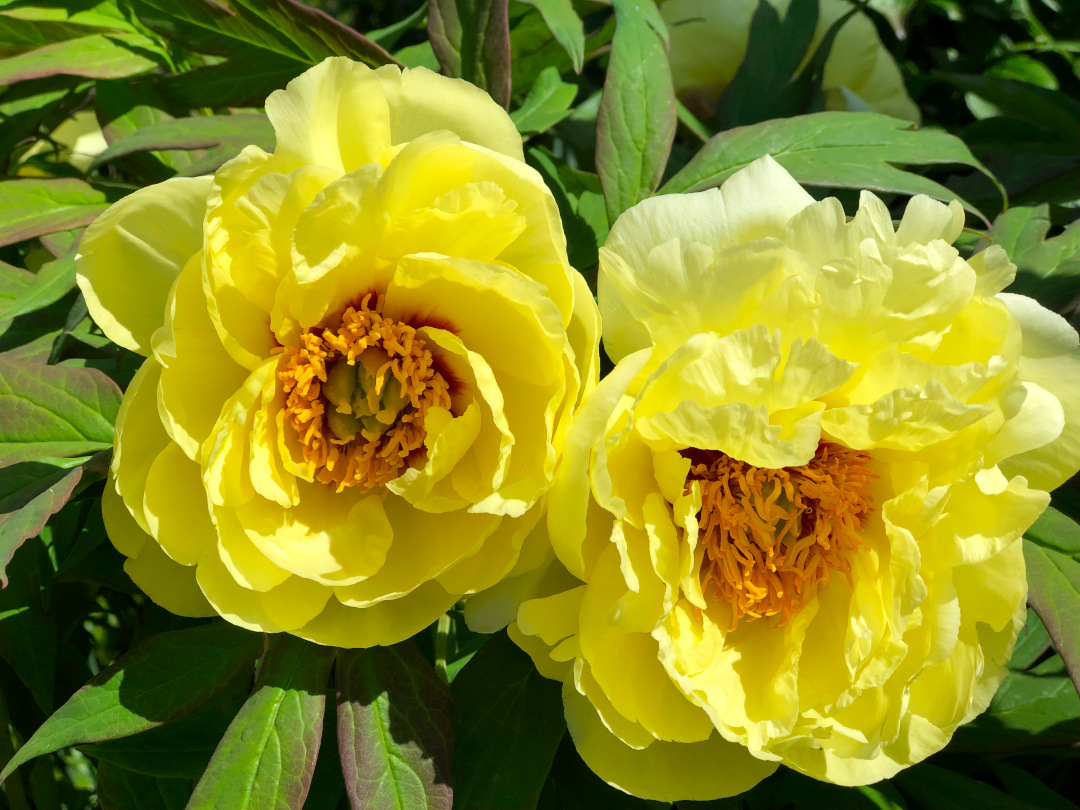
[685,442,876,630]
[276,293,451,492]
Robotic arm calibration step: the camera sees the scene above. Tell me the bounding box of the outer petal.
[265,57,392,173]
[296,580,458,647]
[102,482,214,618]
[998,293,1080,490]
[563,679,778,802]
[372,65,524,160]
[76,176,212,354]
[113,359,170,532]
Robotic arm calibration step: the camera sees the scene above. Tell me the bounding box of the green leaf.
[81,697,246,779]
[0,250,76,322]
[0,621,263,783]
[127,0,399,68]
[661,112,996,221]
[993,205,1080,307]
[92,113,275,167]
[990,761,1076,810]
[336,641,454,810]
[0,178,108,248]
[187,635,335,810]
[714,0,820,128]
[950,669,1080,752]
[0,460,85,586]
[517,0,584,73]
[147,59,303,110]
[0,33,162,86]
[94,82,194,178]
[0,540,56,712]
[1008,609,1052,671]
[428,0,512,108]
[595,0,676,223]
[1026,506,1080,560]
[452,632,565,810]
[938,72,1080,141]
[1024,536,1080,699]
[95,762,191,810]
[527,145,608,275]
[0,359,121,466]
[0,262,35,317]
[895,763,1044,810]
[510,66,577,135]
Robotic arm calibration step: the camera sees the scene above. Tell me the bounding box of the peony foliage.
[1,1,1079,809]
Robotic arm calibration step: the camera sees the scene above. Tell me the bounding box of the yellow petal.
[142,443,215,566]
[124,539,214,618]
[101,475,146,558]
[563,678,778,802]
[296,580,458,648]
[998,293,1080,490]
[113,359,170,532]
[206,152,339,368]
[152,252,247,461]
[76,176,212,354]
[195,551,283,633]
[265,57,392,173]
[232,483,394,586]
[373,65,524,159]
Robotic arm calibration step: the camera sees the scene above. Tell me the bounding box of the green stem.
[434,612,452,684]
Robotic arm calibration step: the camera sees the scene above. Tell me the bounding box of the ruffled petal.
[563,678,778,802]
[76,176,212,354]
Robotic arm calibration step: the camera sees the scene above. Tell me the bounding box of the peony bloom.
[76,58,599,647]
[503,157,1080,799]
[662,0,920,122]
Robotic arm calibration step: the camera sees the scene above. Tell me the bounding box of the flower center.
[685,442,875,629]
[277,293,451,491]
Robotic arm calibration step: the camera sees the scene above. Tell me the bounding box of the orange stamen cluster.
[277,293,451,491]
[686,442,875,629]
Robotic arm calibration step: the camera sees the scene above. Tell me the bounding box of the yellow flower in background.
[17,110,108,175]
[497,157,1080,800]
[76,57,599,647]
[662,0,921,122]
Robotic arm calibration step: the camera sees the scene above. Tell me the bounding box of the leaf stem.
[434,612,452,684]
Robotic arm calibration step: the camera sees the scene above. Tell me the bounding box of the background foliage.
[0,0,1079,808]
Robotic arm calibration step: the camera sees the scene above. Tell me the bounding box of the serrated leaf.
[0,178,108,248]
[0,622,263,783]
[336,641,453,810]
[95,762,191,810]
[517,0,584,73]
[0,32,162,86]
[429,0,512,108]
[92,113,275,167]
[187,635,335,810]
[0,460,84,586]
[452,632,565,810]
[510,66,576,135]
[0,359,121,467]
[0,540,56,712]
[127,0,399,68]
[661,111,995,221]
[1024,537,1080,699]
[596,0,676,222]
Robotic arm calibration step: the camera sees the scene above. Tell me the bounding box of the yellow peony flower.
[76,57,599,647]
[662,0,921,122]
[501,157,1080,799]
